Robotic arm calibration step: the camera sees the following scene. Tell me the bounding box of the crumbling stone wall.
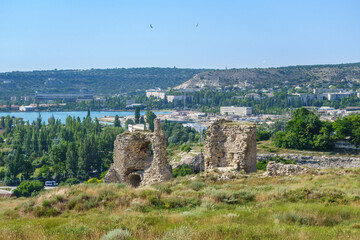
[103,119,172,186]
[204,119,257,173]
[264,161,310,176]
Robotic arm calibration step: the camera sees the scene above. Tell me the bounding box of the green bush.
[256,130,271,141]
[172,165,194,178]
[257,156,295,170]
[139,189,161,206]
[33,206,60,217]
[86,178,102,183]
[59,178,80,186]
[180,144,191,152]
[189,181,207,191]
[13,180,44,197]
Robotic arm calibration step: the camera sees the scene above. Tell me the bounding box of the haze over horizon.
[1,0,359,72]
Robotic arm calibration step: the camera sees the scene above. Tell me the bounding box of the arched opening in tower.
[129,174,141,187]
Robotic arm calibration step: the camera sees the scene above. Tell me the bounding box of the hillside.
[1,168,360,239]
[175,63,360,89]
[0,68,208,98]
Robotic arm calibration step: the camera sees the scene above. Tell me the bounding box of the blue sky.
[0,0,359,72]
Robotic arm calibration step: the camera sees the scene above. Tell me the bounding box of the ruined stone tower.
[204,119,257,173]
[103,119,172,187]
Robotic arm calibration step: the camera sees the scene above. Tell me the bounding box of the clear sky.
[0,0,359,72]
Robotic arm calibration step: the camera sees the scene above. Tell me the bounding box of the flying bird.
[150,24,153,29]
[196,23,199,27]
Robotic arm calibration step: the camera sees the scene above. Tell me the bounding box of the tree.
[13,180,44,197]
[114,115,121,127]
[66,142,78,177]
[273,108,334,150]
[134,106,140,124]
[146,111,157,132]
[125,119,134,130]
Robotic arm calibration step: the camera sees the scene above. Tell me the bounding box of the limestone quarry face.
[204,120,257,173]
[103,119,172,187]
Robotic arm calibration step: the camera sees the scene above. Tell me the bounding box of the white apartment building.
[166,95,184,102]
[146,88,166,99]
[220,106,252,116]
[327,92,353,101]
[19,105,35,112]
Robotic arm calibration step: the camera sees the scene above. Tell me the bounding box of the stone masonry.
[204,119,257,173]
[103,119,172,187]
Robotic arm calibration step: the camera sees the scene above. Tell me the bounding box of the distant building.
[146,88,166,99]
[220,106,252,116]
[126,103,144,109]
[166,95,184,102]
[128,124,148,132]
[126,100,136,105]
[10,96,17,101]
[10,105,19,111]
[35,93,94,102]
[245,93,261,100]
[19,105,35,112]
[20,96,31,101]
[327,92,353,101]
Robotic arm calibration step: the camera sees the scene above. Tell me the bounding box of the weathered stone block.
[204,119,257,173]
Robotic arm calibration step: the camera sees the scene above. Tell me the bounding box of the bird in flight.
[196,23,199,27]
[150,24,153,29]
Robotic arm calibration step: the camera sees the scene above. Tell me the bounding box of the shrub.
[100,171,108,179]
[86,178,102,183]
[161,226,192,240]
[60,178,80,186]
[257,130,271,141]
[13,180,44,197]
[33,206,60,217]
[205,188,255,204]
[189,181,207,191]
[257,156,295,170]
[101,228,131,240]
[180,144,191,152]
[172,165,194,178]
[139,189,161,206]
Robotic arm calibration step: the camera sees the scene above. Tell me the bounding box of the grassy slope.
[1,169,360,239]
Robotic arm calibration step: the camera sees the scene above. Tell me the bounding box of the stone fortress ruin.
[103,119,172,187]
[204,119,257,173]
[104,118,257,187]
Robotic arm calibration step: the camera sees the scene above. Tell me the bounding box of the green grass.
[2,169,360,239]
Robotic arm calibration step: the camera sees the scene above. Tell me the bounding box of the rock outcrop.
[103,119,172,187]
[264,161,310,176]
[171,152,205,173]
[204,120,257,173]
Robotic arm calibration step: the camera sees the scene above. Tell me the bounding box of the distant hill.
[175,63,360,89]
[0,68,209,98]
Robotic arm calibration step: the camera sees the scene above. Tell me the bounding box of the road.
[0,186,57,195]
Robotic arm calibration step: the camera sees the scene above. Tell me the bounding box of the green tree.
[114,115,121,127]
[66,142,78,177]
[134,106,140,124]
[146,111,157,132]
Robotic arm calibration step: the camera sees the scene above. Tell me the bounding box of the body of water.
[0,111,171,124]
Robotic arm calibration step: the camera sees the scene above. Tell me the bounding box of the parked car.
[45,181,58,187]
